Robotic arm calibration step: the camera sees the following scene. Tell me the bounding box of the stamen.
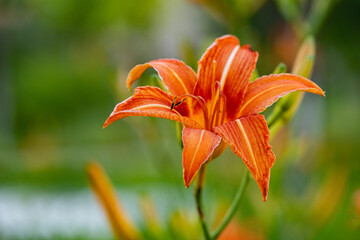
[191,98,198,109]
[210,82,227,128]
[170,96,190,118]
[211,60,217,99]
[196,96,210,129]
[209,82,220,128]
[177,94,201,109]
[217,93,227,127]
[176,94,209,129]
[208,61,221,128]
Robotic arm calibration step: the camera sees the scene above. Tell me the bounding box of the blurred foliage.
[1,0,360,239]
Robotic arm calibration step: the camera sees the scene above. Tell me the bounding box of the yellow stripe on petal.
[103,86,202,129]
[182,127,222,187]
[214,115,275,201]
[126,59,197,96]
[239,73,325,117]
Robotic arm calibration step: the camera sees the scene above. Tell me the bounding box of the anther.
[170,97,187,110]
[170,97,177,110]
[175,97,187,107]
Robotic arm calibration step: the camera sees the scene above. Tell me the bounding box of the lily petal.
[213,115,275,201]
[195,35,258,118]
[127,59,197,96]
[182,127,221,187]
[239,73,325,116]
[104,87,202,129]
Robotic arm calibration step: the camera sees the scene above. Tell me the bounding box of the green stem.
[211,170,250,239]
[195,165,211,240]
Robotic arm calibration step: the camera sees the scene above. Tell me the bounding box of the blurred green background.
[1,0,359,239]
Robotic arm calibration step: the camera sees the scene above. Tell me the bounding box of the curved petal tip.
[182,128,222,188]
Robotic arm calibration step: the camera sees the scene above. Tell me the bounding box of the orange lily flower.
[104,35,324,201]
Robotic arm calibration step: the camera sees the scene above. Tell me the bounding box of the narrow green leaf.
[273,62,287,74]
[250,68,259,82]
[267,35,317,135]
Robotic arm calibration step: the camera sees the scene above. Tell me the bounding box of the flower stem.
[195,165,211,240]
[211,170,250,239]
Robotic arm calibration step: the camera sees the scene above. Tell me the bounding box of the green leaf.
[267,35,317,135]
[273,62,287,74]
